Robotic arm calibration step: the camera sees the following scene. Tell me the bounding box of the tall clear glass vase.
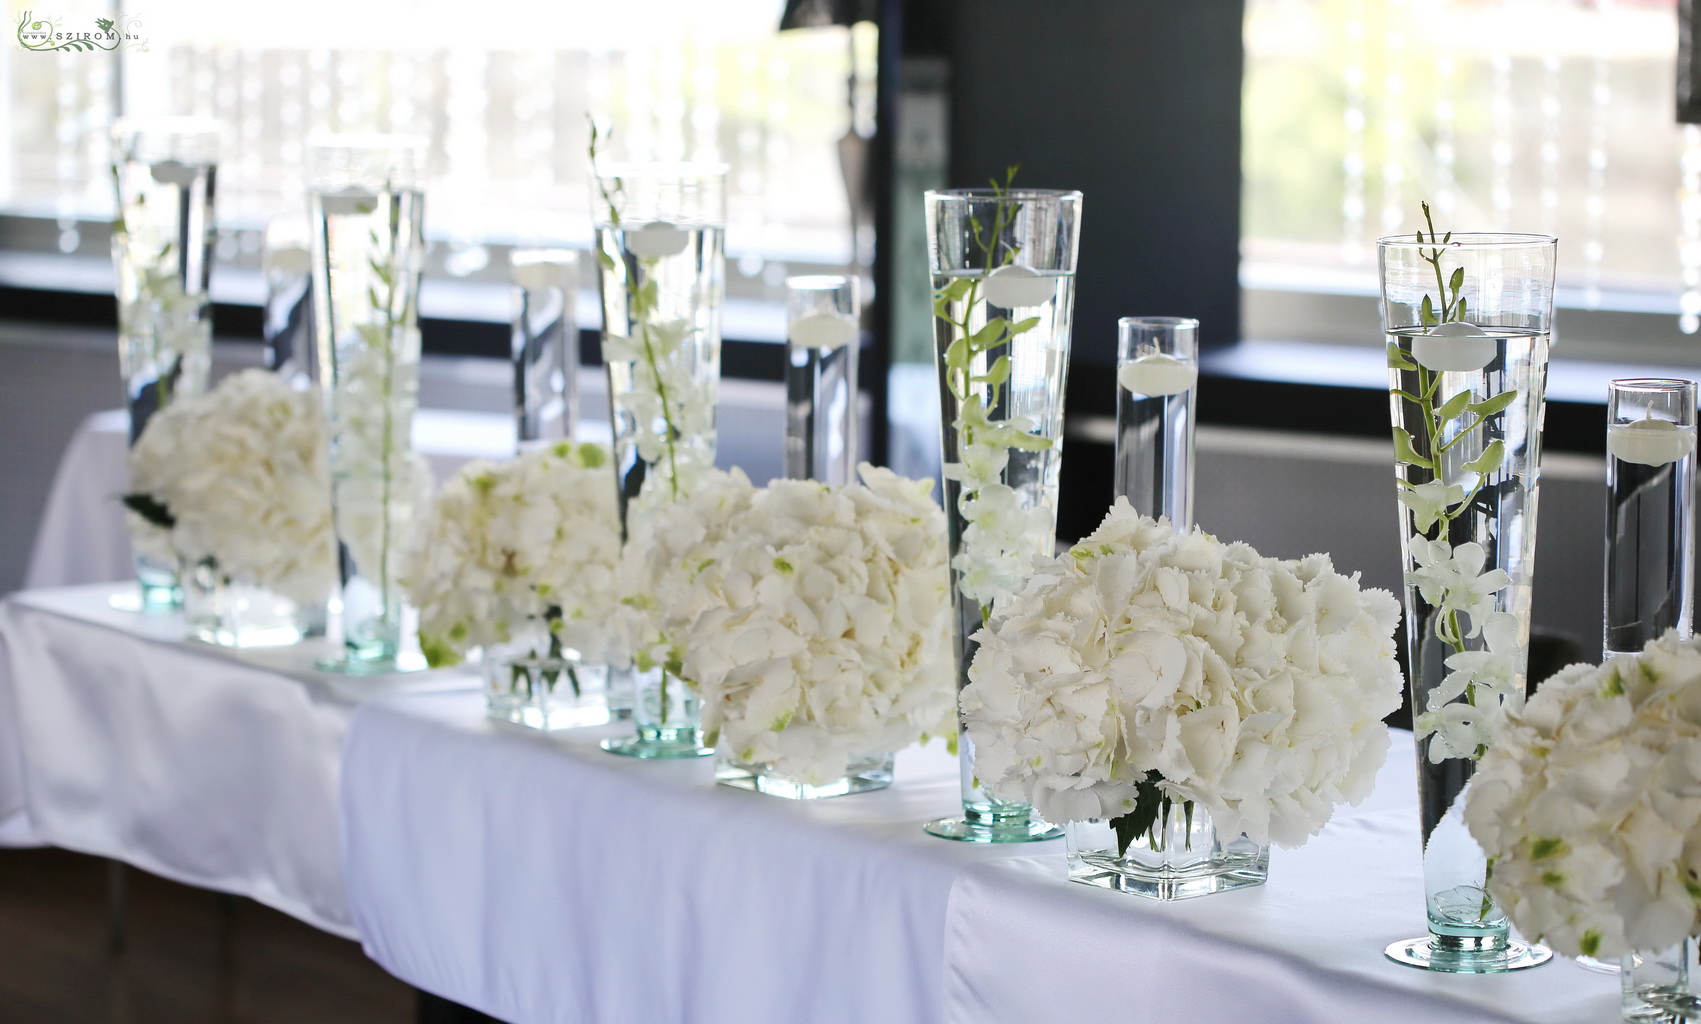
[591,162,726,759]
[784,274,861,485]
[1380,230,1556,973]
[1604,379,1700,1007]
[306,134,428,674]
[511,248,581,451]
[110,116,220,612]
[921,187,1082,843]
[1114,316,1198,526]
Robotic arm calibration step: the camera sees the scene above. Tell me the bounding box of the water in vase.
[311,187,426,667]
[1605,429,1696,655]
[932,268,1075,827]
[595,223,724,525]
[1116,387,1195,526]
[1387,324,1548,959]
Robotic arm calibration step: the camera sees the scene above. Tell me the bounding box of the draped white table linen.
[0,585,474,934]
[941,731,1619,1024]
[341,690,1036,1024]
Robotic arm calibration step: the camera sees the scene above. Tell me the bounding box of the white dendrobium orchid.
[1399,478,1468,534]
[621,465,954,784]
[403,441,620,667]
[1405,537,1511,636]
[125,368,336,605]
[960,499,1404,848]
[1466,633,1701,961]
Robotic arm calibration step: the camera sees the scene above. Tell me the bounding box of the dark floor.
[0,846,416,1024]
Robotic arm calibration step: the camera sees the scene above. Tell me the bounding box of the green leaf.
[1420,294,1437,327]
[1387,343,1417,371]
[943,336,970,372]
[1468,389,1519,418]
[1391,427,1431,470]
[942,277,973,303]
[966,318,1010,352]
[1437,389,1473,423]
[1109,774,1166,856]
[1391,389,1425,405]
[121,492,175,530]
[1456,296,1468,322]
[1006,315,1042,337]
[1462,439,1506,476]
[597,249,616,272]
[1449,266,1465,297]
[1006,430,1055,452]
[975,355,1011,386]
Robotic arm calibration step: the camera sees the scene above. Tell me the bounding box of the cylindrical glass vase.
[1064,802,1269,901]
[1115,316,1199,526]
[1606,379,1700,1000]
[592,162,726,759]
[785,274,861,485]
[484,625,610,731]
[1380,230,1556,974]
[263,215,315,388]
[920,187,1082,844]
[511,248,581,451]
[1626,940,1701,1023]
[307,134,428,674]
[717,751,895,801]
[111,116,219,612]
[182,562,308,649]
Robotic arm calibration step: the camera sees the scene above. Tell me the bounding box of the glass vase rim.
[785,273,853,290]
[1376,231,1557,250]
[592,160,730,180]
[304,131,430,157]
[1610,377,1698,395]
[1118,315,1199,329]
[926,187,1082,202]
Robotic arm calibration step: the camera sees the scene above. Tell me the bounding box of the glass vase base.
[110,583,183,614]
[600,729,713,759]
[1067,850,1269,901]
[923,815,1063,843]
[192,623,304,649]
[1384,936,1552,973]
[716,754,893,800]
[1575,955,1621,975]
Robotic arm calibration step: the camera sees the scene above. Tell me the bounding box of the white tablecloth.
[25,408,570,590]
[0,584,475,935]
[341,690,1039,1024]
[942,731,1620,1024]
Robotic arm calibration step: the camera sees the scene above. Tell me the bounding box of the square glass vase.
[715,750,895,800]
[182,567,308,648]
[1064,803,1269,901]
[484,647,609,731]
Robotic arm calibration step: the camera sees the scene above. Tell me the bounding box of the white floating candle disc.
[625,221,690,260]
[317,189,379,216]
[149,160,198,186]
[512,259,575,291]
[1412,321,1495,372]
[981,265,1054,309]
[1608,419,1698,467]
[1117,354,1198,396]
[266,244,311,276]
[788,311,858,351]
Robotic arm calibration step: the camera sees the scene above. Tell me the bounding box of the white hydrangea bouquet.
[1465,633,1701,963]
[124,367,336,610]
[622,465,955,792]
[961,500,1403,891]
[404,441,620,669]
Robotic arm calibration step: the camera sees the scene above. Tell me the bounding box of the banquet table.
[341,694,1621,1024]
[0,584,475,936]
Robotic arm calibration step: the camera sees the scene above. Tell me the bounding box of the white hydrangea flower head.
[126,368,336,605]
[622,466,954,784]
[959,498,1405,848]
[403,441,621,667]
[1466,632,1701,961]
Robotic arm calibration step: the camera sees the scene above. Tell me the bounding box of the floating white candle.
[625,221,689,260]
[980,265,1054,309]
[1608,418,1698,467]
[1117,353,1197,396]
[1412,321,1495,372]
[788,311,858,351]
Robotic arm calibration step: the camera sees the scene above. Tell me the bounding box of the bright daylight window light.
[2,0,862,287]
